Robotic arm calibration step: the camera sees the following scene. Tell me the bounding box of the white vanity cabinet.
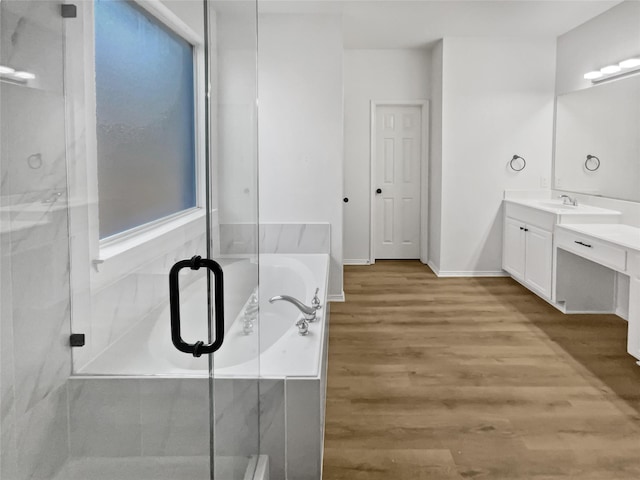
[503,207,554,300]
[554,224,640,362]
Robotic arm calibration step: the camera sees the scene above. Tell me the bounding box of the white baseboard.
[328,291,345,302]
[615,307,629,321]
[344,259,370,265]
[426,260,440,276]
[565,309,617,315]
[430,268,509,278]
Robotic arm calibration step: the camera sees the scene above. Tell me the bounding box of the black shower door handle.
[169,255,224,357]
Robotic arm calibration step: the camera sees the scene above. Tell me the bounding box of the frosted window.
[95,0,196,239]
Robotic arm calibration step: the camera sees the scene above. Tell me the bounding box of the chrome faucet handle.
[248,292,258,306]
[296,318,309,336]
[311,287,322,310]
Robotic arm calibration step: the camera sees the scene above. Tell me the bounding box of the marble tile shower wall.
[1,136,72,480]
[220,222,331,255]
[1,2,73,478]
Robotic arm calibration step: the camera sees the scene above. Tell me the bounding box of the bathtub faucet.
[269,295,317,322]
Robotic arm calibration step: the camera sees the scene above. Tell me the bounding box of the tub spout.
[269,295,317,321]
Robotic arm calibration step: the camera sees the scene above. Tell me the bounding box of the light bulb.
[600,65,621,75]
[14,71,35,80]
[0,65,16,75]
[583,71,603,80]
[619,58,640,69]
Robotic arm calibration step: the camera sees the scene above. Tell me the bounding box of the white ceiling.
[254,0,622,49]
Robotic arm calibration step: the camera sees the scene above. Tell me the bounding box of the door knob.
[376,188,382,194]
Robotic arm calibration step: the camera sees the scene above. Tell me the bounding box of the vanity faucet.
[559,194,578,206]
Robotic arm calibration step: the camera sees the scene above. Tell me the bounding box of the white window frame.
[64,0,209,290]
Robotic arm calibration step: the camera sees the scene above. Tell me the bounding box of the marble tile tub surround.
[66,378,273,473]
[220,222,331,255]
[66,376,324,480]
[74,233,209,372]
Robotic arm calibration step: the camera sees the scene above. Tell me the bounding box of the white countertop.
[556,224,640,252]
[504,198,621,216]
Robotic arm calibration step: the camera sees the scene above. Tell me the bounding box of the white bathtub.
[78,254,329,378]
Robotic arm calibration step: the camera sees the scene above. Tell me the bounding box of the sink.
[535,201,578,210]
[504,198,621,217]
[525,199,620,215]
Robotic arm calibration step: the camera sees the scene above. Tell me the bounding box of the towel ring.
[510,155,526,172]
[585,154,600,172]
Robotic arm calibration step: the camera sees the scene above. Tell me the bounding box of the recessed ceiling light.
[14,71,35,80]
[619,58,640,69]
[0,65,16,75]
[600,65,621,75]
[584,71,603,80]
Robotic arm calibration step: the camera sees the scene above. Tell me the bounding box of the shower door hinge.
[61,4,77,18]
[70,333,85,347]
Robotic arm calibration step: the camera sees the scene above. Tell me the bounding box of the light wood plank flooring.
[322,261,640,480]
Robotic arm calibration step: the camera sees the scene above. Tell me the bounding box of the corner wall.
[258,14,344,297]
[435,37,557,275]
[428,41,444,271]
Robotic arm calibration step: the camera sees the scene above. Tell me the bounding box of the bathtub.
[72,253,330,480]
[78,253,329,378]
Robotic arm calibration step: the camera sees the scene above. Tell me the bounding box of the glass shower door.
[0,0,261,479]
[206,1,261,478]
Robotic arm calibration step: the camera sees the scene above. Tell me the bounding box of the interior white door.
[374,105,422,259]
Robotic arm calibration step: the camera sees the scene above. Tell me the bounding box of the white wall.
[342,49,431,263]
[428,41,444,270]
[431,37,557,275]
[556,0,640,95]
[258,14,344,296]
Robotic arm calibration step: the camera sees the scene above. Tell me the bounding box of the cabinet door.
[524,224,553,299]
[503,217,526,280]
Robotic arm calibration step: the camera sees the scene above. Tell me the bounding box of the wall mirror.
[554,75,640,202]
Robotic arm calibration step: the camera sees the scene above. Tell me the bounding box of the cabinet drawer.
[555,229,627,272]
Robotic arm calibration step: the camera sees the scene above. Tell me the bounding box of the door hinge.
[70,333,85,347]
[61,4,77,18]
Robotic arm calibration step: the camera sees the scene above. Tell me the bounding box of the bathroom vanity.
[502,194,640,363]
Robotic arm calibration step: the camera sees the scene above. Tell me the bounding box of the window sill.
[92,208,212,291]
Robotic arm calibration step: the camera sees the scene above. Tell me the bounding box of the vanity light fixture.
[587,55,640,83]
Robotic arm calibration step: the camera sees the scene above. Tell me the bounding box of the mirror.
[554,75,640,202]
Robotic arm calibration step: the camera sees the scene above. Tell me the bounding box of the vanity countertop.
[504,198,622,216]
[556,223,640,252]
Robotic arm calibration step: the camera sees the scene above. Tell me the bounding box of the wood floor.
[322,261,640,480]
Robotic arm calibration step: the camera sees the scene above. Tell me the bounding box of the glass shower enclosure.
[0,0,261,478]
